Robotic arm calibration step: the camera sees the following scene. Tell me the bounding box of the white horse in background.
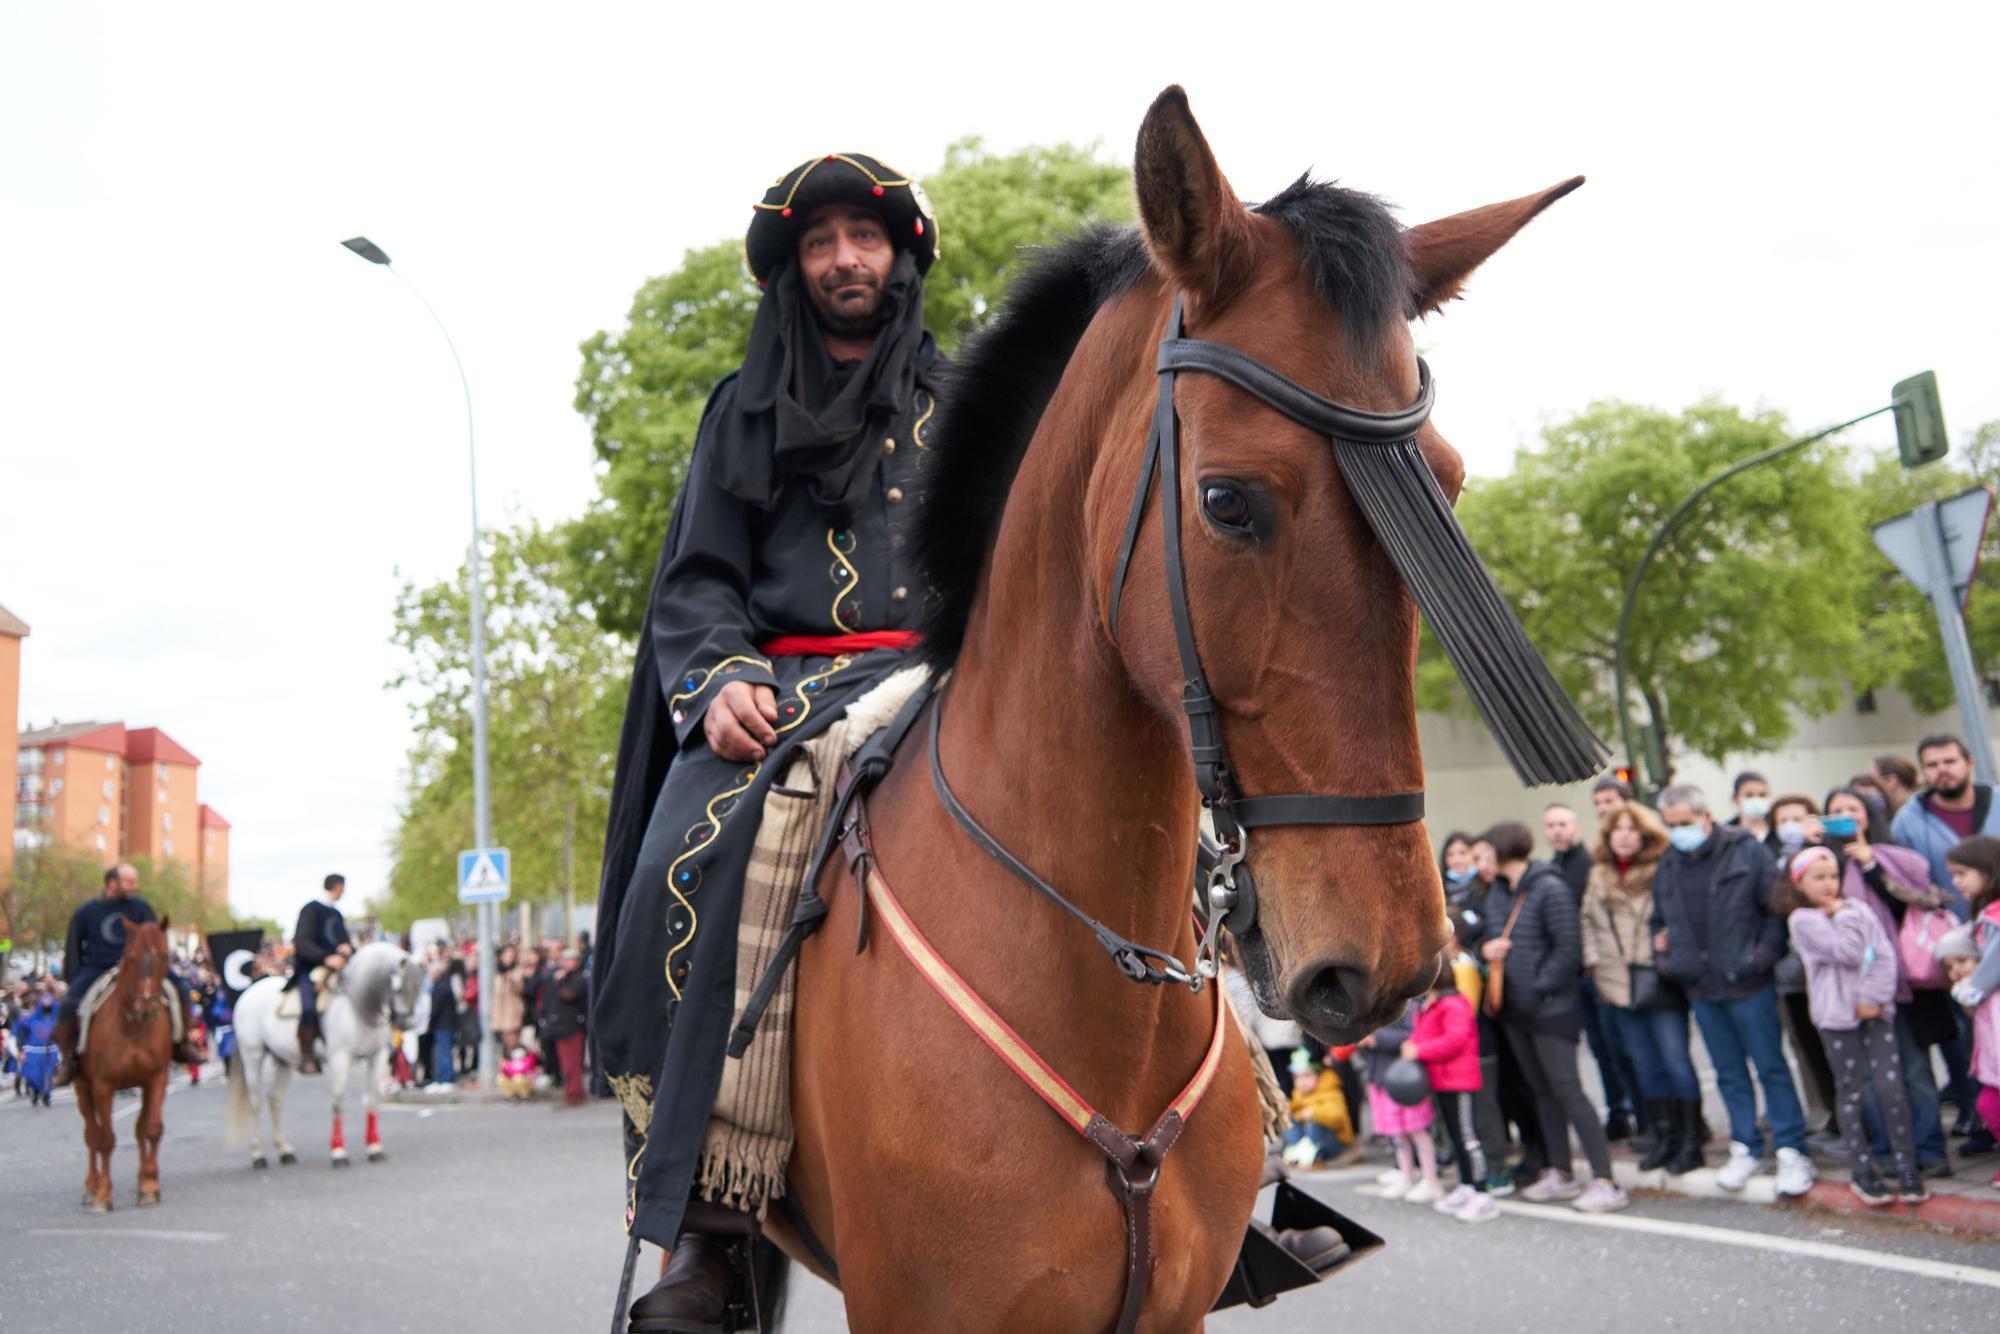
[225,941,425,1168]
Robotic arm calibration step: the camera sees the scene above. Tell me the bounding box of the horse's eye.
[1202,484,1252,530]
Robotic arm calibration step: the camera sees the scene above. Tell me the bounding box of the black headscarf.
[711,247,935,519]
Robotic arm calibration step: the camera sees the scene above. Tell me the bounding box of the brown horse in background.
[76,917,175,1212]
[764,87,1584,1329]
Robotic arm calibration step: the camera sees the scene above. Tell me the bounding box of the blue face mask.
[1667,825,1708,854]
[1446,867,1475,884]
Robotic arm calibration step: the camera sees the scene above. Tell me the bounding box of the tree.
[5,843,100,964]
[567,138,1136,638]
[1424,399,1873,772]
[377,520,630,931]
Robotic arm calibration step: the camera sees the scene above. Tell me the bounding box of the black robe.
[591,346,942,1248]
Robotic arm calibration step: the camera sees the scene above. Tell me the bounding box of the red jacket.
[1407,993,1480,1092]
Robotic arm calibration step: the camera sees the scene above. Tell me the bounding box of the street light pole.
[1612,404,1894,795]
[342,237,498,1092]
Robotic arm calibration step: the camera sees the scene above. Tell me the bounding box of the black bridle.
[932,294,1433,991]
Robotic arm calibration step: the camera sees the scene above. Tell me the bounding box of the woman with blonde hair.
[1582,800,1702,1173]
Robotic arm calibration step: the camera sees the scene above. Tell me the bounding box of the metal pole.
[1917,501,2000,784]
[385,267,497,1092]
[1613,405,1894,792]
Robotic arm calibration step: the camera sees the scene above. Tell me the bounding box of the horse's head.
[119,919,171,1022]
[391,949,427,1025]
[1107,88,1581,1041]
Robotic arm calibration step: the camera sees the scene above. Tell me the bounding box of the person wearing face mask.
[1649,783,1813,1195]
[1439,831,1485,913]
[1820,786,1959,1175]
[1726,771,1782,859]
[1764,794,1841,1147]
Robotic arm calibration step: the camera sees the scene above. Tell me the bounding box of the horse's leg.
[365,1045,386,1161]
[328,1049,350,1166]
[137,1069,167,1206]
[76,1078,104,1209]
[270,1060,297,1164]
[246,1048,270,1168]
[83,1080,116,1213]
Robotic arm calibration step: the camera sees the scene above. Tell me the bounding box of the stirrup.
[1211,1182,1384,1311]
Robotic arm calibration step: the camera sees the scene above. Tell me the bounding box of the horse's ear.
[1406,176,1585,318]
[1133,86,1257,309]
[159,915,171,933]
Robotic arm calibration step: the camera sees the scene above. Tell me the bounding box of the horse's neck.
[342,952,390,1025]
[918,341,1209,1097]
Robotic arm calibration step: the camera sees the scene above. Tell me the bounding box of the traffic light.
[1893,371,1948,470]
[1612,765,1636,790]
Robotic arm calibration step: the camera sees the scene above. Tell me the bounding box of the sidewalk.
[1608,1138,2000,1236]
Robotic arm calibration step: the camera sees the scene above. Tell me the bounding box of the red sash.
[758,631,922,657]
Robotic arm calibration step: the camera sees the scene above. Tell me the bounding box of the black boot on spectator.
[1605,1108,1632,1143]
[1962,1125,1997,1156]
[1638,1099,1678,1172]
[1950,1106,1977,1138]
[1667,1099,1706,1175]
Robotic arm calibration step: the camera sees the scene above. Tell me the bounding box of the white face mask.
[1740,796,1772,821]
[1777,820,1807,848]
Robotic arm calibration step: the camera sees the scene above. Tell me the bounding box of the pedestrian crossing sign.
[457,847,511,904]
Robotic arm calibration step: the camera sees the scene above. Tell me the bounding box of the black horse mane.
[914,176,1412,670]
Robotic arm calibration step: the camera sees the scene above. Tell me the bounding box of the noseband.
[933,294,1433,991]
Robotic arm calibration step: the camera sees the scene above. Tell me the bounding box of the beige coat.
[490,964,527,1033]
[1580,859,1660,1008]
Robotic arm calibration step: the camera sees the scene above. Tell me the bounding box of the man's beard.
[1937,777,1972,801]
[807,269,888,339]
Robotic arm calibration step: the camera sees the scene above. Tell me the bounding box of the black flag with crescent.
[206,929,263,1004]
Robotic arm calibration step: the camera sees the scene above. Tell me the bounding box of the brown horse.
[75,918,176,1212]
[761,88,1582,1329]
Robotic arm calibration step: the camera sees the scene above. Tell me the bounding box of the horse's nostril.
[1286,963,1370,1028]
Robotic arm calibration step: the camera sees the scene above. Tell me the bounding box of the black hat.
[745,152,937,286]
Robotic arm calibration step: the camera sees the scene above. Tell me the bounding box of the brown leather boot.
[627,1232,735,1333]
[297,1019,322,1075]
[50,1016,80,1089]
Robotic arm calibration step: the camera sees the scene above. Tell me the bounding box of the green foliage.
[1427,400,1873,767]
[3,844,101,952]
[376,520,631,932]
[567,138,1136,639]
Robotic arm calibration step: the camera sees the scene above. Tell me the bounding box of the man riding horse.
[287,872,354,1075]
[591,150,943,1330]
[52,863,206,1087]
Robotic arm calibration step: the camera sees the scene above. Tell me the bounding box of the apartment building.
[13,719,231,909]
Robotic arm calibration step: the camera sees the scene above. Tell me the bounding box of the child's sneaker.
[1571,1178,1629,1213]
[1519,1168,1581,1203]
[1485,1171,1516,1197]
[1433,1183,1476,1215]
[1454,1191,1499,1223]
[1848,1161,1894,1207]
[1375,1167,1406,1188]
[1403,1179,1442,1206]
[1379,1174,1413,1201]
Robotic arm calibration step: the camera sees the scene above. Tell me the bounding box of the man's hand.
[327,953,347,971]
[1480,939,1511,962]
[704,681,780,761]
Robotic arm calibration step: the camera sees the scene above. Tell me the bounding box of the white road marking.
[29,1228,225,1243]
[1355,1184,2000,1289]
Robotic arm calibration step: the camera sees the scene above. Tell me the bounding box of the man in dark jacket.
[1546,801,1637,1142]
[547,949,590,1108]
[1650,783,1811,1195]
[52,863,205,1085]
[286,873,354,1075]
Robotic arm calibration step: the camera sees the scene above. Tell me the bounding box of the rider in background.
[287,872,354,1075]
[52,863,206,1086]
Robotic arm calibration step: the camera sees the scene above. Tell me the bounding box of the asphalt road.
[5,1071,1998,1332]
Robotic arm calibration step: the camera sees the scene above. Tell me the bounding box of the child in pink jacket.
[1403,956,1492,1224]
[1781,846,1924,1207]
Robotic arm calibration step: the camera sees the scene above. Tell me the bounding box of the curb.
[1613,1158,2000,1235]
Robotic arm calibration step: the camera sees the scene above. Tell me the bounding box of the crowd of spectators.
[1240,734,2000,1223]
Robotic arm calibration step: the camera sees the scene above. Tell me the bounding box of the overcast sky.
[5,2,1995,926]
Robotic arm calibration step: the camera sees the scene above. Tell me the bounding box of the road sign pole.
[1917,500,2000,784]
